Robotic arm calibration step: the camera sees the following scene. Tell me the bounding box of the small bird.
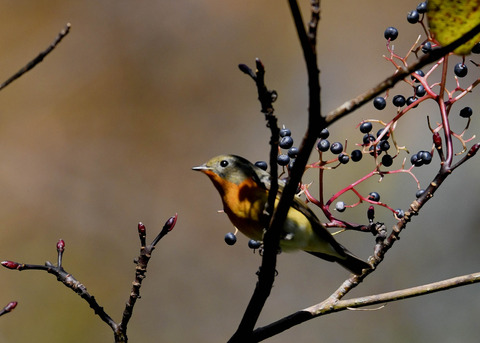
[193,154,371,275]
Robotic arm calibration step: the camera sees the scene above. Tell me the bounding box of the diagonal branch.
[0,23,71,92]
[252,272,480,341]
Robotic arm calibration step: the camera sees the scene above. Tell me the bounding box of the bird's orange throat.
[203,170,267,241]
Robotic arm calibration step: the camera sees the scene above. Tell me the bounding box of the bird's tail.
[307,250,371,275]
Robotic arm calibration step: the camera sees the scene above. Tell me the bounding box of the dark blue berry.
[373,97,387,110]
[417,1,428,13]
[379,140,391,151]
[407,96,418,107]
[319,128,330,139]
[255,161,268,170]
[248,240,261,249]
[368,192,380,202]
[277,154,290,166]
[459,106,473,118]
[384,27,398,41]
[415,85,426,97]
[382,154,393,167]
[395,209,405,218]
[369,145,381,157]
[360,122,373,133]
[416,189,425,198]
[225,232,237,245]
[351,149,363,162]
[288,147,299,158]
[407,10,420,24]
[363,134,375,145]
[279,128,291,137]
[411,70,424,82]
[472,42,480,54]
[418,150,432,164]
[280,136,294,149]
[330,142,343,154]
[454,63,468,78]
[377,128,390,140]
[392,95,406,107]
[317,139,330,152]
[422,41,432,54]
[411,153,422,166]
[338,153,349,164]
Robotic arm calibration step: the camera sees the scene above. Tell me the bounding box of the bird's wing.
[251,164,346,255]
[290,196,349,257]
[251,164,370,274]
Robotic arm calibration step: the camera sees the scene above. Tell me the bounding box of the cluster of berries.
[253,128,299,171]
[277,128,298,168]
[316,128,351,163]
[405,1,427,25]
[410,150,432,167]
[315,121,397,167]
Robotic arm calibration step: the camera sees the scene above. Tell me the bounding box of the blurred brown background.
[0,1,479,342]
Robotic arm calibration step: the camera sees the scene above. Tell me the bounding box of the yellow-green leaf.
[427,0,480,55]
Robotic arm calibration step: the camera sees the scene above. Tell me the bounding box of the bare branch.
[252,272,480,341]
[119,215,178,338]
[0,23,71,92]
[1,215,177,343]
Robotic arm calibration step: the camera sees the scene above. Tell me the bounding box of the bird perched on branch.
[193,154,371,275]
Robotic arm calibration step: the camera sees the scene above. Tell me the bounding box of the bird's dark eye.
[220,160,229,167]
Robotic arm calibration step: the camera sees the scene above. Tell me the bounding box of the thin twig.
[118,215,177,340]
[0,23,71,92]
[232,60,280,342]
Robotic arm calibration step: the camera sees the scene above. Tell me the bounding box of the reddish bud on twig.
[468,143,480,157]
[57,239,65,253]
[151,213,178,246]
[433,132,442,148]
[4,301,17,312]
[164,213,178,232]
[138,222,146,235]
[1,261,21,270]
[138,222,147,247]
[367,206,375,222]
